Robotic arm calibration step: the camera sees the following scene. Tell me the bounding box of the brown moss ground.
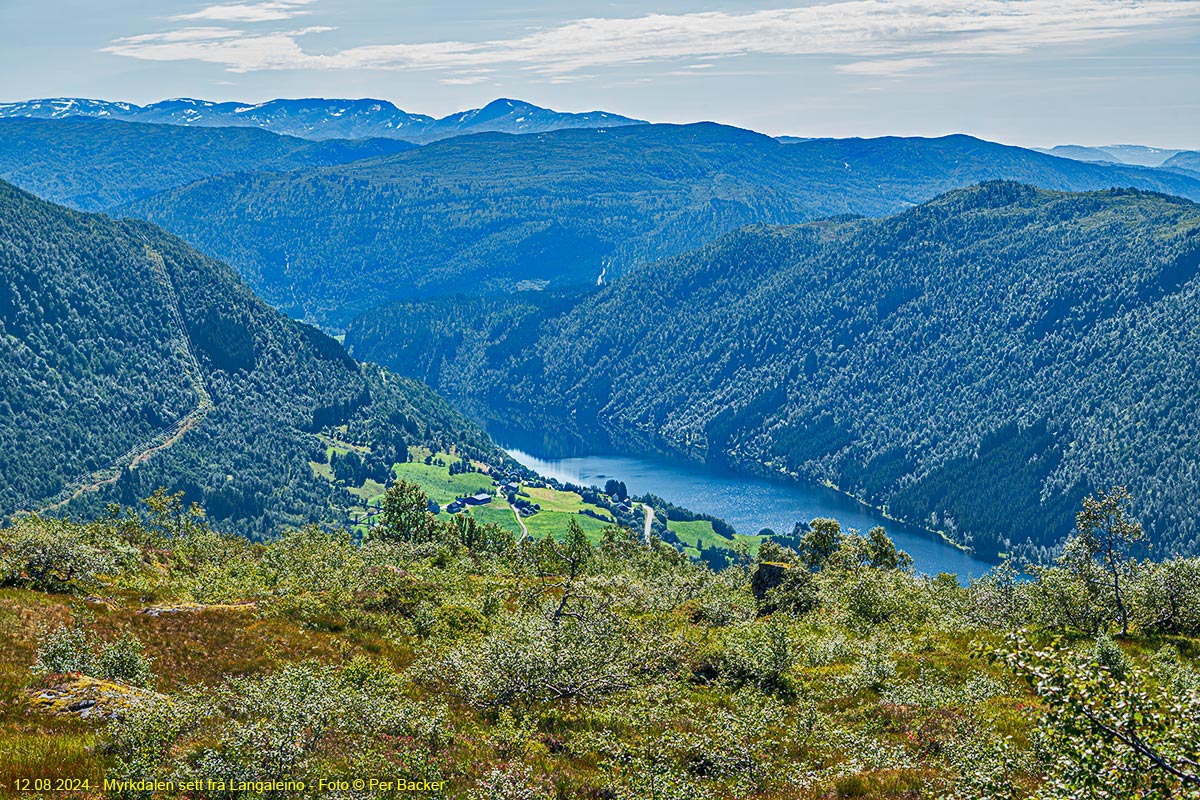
[0,588,413,799]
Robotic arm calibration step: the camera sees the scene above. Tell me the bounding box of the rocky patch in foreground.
[138,601,256,617]
[27,675,164,720]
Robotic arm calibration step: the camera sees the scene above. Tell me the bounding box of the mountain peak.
[0,96,644,143]
[486,98,535,109]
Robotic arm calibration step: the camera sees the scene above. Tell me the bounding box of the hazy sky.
[1,0,1197,147]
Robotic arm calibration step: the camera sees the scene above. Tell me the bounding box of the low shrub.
[98,633,157,689]
[1,517,115,592]
[32,622,97,677]
[32,623,156,688]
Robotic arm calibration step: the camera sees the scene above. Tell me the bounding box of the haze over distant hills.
[0,117,415,211]
[1038,143,1191,168]
[0,97,646,142]
[1164,151,1200,178]
[6,100,1200,559]
[121,123,1200,328]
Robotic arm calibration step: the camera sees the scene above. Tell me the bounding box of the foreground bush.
[32,622,156,688]
[0,515,118,591]
[432,608,676,707]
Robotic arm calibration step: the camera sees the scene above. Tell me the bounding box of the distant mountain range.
[1037,143,1193,168]
[0,117,415,211]
[5,111,1200,334]
[119,123,1200,328]
[1164,151,1200,178]
[5,93,1200,561]
[0,97,646,142]
[346,183,1200,559]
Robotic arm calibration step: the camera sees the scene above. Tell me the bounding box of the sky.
[1,0,1198,148]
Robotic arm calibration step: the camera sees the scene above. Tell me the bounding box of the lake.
[502,445,996,581]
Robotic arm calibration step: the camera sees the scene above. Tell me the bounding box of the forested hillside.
[0,180,494,538]
[124,124,1200,328]
[347,183,1200,559]
[0,118,414,211]
[1165,151,1200,177]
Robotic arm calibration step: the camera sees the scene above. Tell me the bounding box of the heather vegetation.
[1,485,1199,798]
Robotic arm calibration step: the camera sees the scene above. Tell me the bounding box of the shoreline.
[720,455,986,560]
[496,432,997,572]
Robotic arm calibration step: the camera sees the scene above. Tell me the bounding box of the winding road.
[512,504,529,541]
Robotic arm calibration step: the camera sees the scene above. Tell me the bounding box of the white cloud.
[438,70,495,86]
[837,57,938,76]
[173,0,318,23]
[108,0,1200,76]
[106,26,332,72]
[116,27,249,45]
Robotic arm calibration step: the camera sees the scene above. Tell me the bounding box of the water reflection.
[503,444,996,582]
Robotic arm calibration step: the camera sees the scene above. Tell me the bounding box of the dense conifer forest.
[3,95,1200,800]
[0,180,495,539]
[0,118,415,211]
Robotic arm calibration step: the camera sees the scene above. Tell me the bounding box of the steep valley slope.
[0,180,494,538]
[122,124,1200,328]
[346,183,1200,559]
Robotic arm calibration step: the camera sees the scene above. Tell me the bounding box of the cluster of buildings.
[445,492,494,515]
[495,479,543,517]
[355,477,544,525]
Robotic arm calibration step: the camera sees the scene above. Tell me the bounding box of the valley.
[3,81,1200,798]
[348,184,1200,561]
[123,127,1200,328]
[0,180,498,538]
[499,444,995,580]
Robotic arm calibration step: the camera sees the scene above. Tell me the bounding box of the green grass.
[347,478,387,504]
[667,519,732,548]
[314,450,665,555]
[462,505,525,537]
[523,486,613,520]
[664,520,761,558]
[392,461,496,505]
[317,430,369,457]
[524,511,611,543]
[0,728,103,796]
[350,459,622,543]
[733,533,765,557]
